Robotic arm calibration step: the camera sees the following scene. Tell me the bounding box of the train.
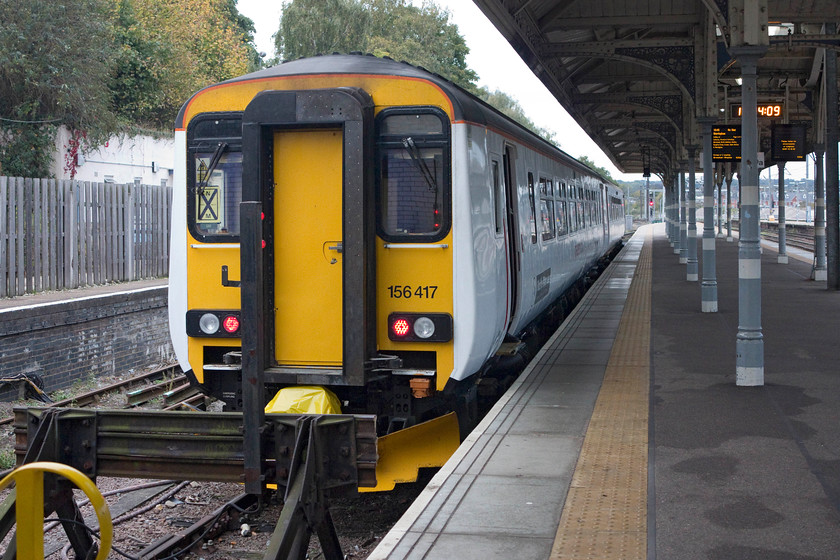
[168,54,625,491]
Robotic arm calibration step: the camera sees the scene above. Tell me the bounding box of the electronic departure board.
[712,125,741,161]
[771,124,806,161]
[731,103,784,118]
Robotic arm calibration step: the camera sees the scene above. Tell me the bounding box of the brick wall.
[0,287,174,400]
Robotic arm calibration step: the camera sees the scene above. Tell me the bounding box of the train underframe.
[200,240,621,443]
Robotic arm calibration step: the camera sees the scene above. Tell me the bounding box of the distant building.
[51,126,174,186]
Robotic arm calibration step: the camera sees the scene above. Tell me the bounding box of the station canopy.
[472,0,840,177]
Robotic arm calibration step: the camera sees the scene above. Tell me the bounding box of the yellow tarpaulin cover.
[264,386,342,414]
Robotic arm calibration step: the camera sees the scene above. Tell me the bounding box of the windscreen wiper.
[198,142,229,190]
[402,137,438,193]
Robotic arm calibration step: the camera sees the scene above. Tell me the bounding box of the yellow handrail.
[0,462,112,560]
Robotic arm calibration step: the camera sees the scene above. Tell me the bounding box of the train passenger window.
[527,173,537,243]
[187,115,243,241]
[554,181,566,236]
[539,177,555,241]
[376,108,450,242]
[557,200,568,236]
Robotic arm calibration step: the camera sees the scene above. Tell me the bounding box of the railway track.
[728,221,817,254]
[0,363,203,427]
[761,229,815,253]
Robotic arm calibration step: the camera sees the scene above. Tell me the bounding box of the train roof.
[177,54,615,186]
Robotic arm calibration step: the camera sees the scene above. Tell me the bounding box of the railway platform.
[0,278,170,399]
[370,223,840,560]
[0,277,167,312]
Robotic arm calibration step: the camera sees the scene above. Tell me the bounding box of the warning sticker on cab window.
[196,158,224,225]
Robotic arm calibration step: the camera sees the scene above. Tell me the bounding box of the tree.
[0,0,118,176]
[220,0,263,71]
[0,0,258,176]
[276,0,371,62]
[274,0,477,91]
[364,0,477,90]
[577,155,616,183]
[109,0,174,130]
[112,0,256,129]
[476,88,557,144]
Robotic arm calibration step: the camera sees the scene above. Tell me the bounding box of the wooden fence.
[0,176,172,298]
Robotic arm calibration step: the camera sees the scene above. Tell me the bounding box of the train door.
[503,145,519,329]
[240,88,376,386]
[273,129,343,366]
[600,184,608,240]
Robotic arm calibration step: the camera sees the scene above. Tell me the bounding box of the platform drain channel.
[550,228,652,560]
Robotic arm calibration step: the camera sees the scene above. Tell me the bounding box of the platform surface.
[0,278,167,313]
[371,223,840,560]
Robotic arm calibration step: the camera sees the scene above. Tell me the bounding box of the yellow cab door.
[273,129,344,367]
[240,87,375,385]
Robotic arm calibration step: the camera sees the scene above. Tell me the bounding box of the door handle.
[328,242,343,253]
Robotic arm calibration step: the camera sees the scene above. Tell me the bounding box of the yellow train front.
[168,54,625,491]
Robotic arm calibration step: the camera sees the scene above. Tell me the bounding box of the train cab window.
[376,108,450,242]
[539,177,555,241]
[187,115,243,241]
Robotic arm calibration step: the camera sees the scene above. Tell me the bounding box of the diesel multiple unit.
[168,54,625,490]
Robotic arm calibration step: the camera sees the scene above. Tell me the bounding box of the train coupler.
[366,353,403,372]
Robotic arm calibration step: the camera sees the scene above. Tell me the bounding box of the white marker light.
[414,316,436,339]
[199,313,220,334]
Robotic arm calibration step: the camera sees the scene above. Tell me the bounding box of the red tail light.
[388,313,453,342]
[222,315,240,334]
[392,318,410,337]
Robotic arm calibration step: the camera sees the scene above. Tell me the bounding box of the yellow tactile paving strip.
[550,229,652,560]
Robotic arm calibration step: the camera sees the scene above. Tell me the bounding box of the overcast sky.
[235,0,813,182]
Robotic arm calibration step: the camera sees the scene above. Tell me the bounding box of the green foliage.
[0,117,57,178]
[274,0,477,90]
[475,88,557,144]
[577,155,616,183]
[276,0,371,62]
[224,2,263,72]
[365,0,477,90]
[110,1,173,130]
[0,1,118,135]
[0,448,15,470]
[113,0,256,129]
[0,0,117,175]
[0,0,257,175]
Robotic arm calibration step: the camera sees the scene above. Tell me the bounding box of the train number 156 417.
[387,285,438,299]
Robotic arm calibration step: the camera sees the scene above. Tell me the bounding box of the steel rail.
[138,492,257,558]
[0,364,182,427]
[125,374,189,406]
